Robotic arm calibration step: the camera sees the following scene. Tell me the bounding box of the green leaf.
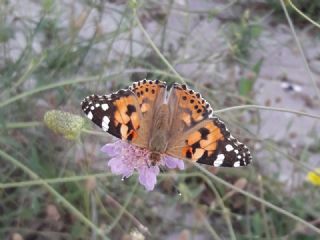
[42,0,54,13]
[238,58,263,96]
[253,58,263,74]
[251,25,263,39]
[239,77,254,97]
[252,212,263,235]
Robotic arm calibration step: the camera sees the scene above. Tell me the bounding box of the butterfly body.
[149,104,170,150]
[81,80,252,167]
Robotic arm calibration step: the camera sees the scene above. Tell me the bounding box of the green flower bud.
[44,110,85,140]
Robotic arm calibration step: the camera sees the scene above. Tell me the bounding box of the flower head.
[44,110,85,140]
[306,168,320,186]
[101,140,184,191]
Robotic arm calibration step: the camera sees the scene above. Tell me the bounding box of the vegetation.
[0,0,320,239]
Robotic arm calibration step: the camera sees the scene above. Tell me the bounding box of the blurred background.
[1,0,320,239]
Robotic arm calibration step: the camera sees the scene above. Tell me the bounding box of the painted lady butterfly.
[81,80,252,167]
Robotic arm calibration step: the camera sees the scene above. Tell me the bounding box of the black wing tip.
[220,139,252,167]
[81,94,99,110]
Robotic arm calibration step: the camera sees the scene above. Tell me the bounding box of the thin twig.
[104,193,150,236]
[287,0,320,29]
[200,174,236,240]
[280,0,320,100]
[105,180,139,234]
[213,104,320,120]
[133,8,186,84]
[0,150,110,240]
[194,163,320,235]
[0,121,42,129]
[0,172,197,189]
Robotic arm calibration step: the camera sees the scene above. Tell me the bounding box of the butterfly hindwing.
[81,89,141,141]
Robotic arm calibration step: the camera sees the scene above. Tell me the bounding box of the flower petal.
[163,156,185,170]
[307,168,320,186]
[101,143,118,156]
[101,140,185,191]
[108,157,134,178]
[138,166,159,191]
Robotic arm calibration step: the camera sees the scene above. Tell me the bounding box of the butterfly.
[81,80,252,167]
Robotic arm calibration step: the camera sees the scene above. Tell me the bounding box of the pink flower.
[101,140,185,191]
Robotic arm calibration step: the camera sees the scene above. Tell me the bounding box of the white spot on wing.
[102,116,110,131]
[101,103,109,111]
[90,106,95,110]
[226,144,234,152]
[87,111,93,120]
[95,103,100,107]
[233,161,241,167]
[214,154,225,167]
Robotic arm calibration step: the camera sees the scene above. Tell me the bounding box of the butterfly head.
[149,152,162,166]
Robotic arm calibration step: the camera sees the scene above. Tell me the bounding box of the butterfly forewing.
[128,79,167,148]
[81,79,167,149]
[81,90,141,141]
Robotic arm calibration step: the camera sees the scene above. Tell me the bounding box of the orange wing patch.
[172,84,213,126]
[111,94,140,141]
[182,121,224,161]
[81,89,141,142]
[129,79,166,114]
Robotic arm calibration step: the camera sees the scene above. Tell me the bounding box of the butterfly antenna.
[145,158,151,168]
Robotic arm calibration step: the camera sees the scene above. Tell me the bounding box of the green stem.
[0,76,98,109]
[133,8,185,84]
[0,149,109,240]
[214,104,320,120]
[0,172,198,189]
[0,173,114,189]
[0,68,185,110]
[105,180,139,233]
[287,0,320,29]
[194,163,320,235]
[280,0,320,100]
[0,121,42,129]
[200,174,236,240]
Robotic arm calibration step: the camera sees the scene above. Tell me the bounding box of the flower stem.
[133,8,186,84]
[0,121,42,129]
[105,180,139,234]
[193,163,320,235]
[286,0,320,29]
[200,174,237,240]
[0,149,110,240]
[280,0,320,100]
[213,104,320,120]
[0,173,115,189]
